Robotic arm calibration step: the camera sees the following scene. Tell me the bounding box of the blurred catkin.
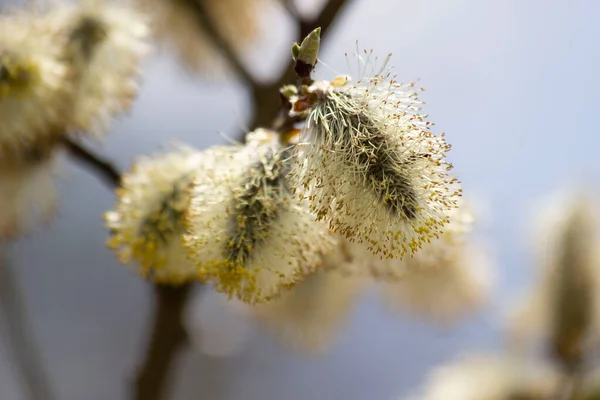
[105,146,211,284]
[0,156,59,240]
[409,355,560,400]
[510,194,600,371]
[136,0,268,73]
[549,197,598,370]
[0,11,68,161]
[253,240,366,352]
[0,11,67,239]
[0,0,149,241]
[380,203,493,324]
[50,0,149,136]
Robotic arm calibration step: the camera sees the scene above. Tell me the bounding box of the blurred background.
[1,0,599,398]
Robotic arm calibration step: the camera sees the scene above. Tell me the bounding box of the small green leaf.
[297,27,321,67]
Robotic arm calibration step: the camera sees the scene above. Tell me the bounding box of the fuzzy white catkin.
[50,0,149,137]
[0,12,68,157]
[292,62,461,259]
[135,0,268,73]
[184,129,334,304]
[105,145,228,284]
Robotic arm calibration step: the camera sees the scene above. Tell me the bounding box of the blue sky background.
[1,0,599,398]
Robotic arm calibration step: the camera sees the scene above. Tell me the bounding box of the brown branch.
[186,0,256,87]
[61,137,120,188]
[250,0,351,130]
[133,284,192,400]
[0,254,57,400]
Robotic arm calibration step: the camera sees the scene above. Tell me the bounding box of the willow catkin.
[291,57,461,259]
[0,11,68,158]
[184,129,333,304]
[105,145,229,284]
[50,0,149,137]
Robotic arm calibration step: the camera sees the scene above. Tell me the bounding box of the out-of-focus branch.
[298,0,348,48]
[61,137,120,188]
[280,0,301,21]
[0,254,56,400]
[133,284,192,400]
[186,0,256,87]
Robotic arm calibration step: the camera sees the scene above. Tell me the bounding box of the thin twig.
[133,284,192,400]
[0,253,57,400]
[185,0,256,87]
[61,136,120,188]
